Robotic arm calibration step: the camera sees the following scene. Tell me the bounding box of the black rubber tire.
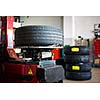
[56,58,65,66]
[64,55,90,63]
[15,25,64,46]
[66,71,92,80]
[15,26,63,32]
[58,80,63,83]
[66,63,92,72]
[56,58,66,76]
[64,46,89,55]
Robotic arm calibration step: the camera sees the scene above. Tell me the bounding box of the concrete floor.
[64,68,100,83]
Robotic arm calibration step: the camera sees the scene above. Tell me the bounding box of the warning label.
[28,69,33,75]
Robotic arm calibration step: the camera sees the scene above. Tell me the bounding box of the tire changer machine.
[0,16,64,83]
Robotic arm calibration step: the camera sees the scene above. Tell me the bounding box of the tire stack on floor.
[64,46,92,80]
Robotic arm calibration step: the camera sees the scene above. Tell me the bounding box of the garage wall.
[20,16,63,30]
[63,16,73,45]
[64,16,100,45]
[75,16,100,39]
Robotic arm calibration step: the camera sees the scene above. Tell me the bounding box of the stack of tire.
[64,46,92,80]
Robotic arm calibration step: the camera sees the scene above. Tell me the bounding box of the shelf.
[15,45,63,49]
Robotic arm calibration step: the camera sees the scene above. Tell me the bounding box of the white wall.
[20,16,63,30]
[64,16,72,38]
[75,16,100,39]
[63,16,73,45]
[64,16,100,45]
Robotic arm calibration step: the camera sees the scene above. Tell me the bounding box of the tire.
[64,55,90,63]
[15,25,64,46]
[56,58,65,66]
[56,58,66,76]
[66,71,92,80]
[66,63,92,72]
[58,80,63,83]
[15,26,63,32]
[64,46,89,55]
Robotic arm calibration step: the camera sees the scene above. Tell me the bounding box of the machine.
[0,16,39,82]
[0,16,64,83]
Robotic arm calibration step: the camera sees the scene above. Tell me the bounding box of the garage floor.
[64,68,100,83]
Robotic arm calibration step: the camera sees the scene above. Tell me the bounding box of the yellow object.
[28,69,33,75]
[3,31,5,35]
[72,66,80,70]
[71,47,79,52]
[94,59,100,64]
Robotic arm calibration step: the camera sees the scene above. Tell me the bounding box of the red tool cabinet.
[94,39,100,57]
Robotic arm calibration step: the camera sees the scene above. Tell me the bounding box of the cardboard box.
[75,39,89,46]
[94,58,100,64]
